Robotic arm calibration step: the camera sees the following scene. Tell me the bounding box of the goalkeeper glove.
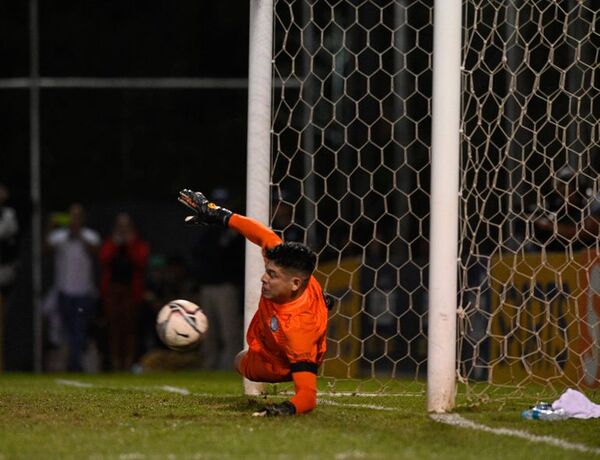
[252,401,297,417]
[178,189,233,227]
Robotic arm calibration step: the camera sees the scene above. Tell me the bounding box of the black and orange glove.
[252,401,297,417]
[178,189,233,227]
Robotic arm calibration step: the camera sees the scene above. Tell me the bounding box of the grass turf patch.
[0,372,599,459]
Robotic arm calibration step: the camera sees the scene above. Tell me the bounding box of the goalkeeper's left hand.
[252,401,297,417]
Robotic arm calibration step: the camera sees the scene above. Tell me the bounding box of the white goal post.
[426,0,462,413]
[244,0,274,396]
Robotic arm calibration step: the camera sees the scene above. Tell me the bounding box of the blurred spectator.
[0,182,19,372]
[135,254,204,372]
[100,212,149,371]
[532,167,599,253]
[46,203,100,372]
[140,254,195,354]
[192,188,244,370]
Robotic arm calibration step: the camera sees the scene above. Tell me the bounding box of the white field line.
[54,380,418,398]
[55,379,206,396]
[55,379,94,388]
[284,391,423,398]
[431,413,600,456]
[158,385,191,395]
[318,399,397,411]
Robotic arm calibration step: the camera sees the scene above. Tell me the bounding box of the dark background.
[0,1,251,370]
[0,1,250,212]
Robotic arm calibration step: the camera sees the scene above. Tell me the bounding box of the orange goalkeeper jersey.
[229,214,328,372]
[247,275,328,370]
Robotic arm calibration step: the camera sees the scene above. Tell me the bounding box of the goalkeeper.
[178,189,330,416]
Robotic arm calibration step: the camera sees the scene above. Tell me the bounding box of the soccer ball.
[156,299,208,351]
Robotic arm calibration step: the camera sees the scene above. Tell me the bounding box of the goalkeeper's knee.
[234,350,246,375]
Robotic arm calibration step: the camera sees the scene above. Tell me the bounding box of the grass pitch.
[1,372,599,459]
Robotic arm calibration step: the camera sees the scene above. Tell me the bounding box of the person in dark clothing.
[192,188,245,370]
[533,167,599,253]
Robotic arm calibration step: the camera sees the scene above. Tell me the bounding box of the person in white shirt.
[46,203,100,372]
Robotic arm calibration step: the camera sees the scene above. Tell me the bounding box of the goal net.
[268,0,600,404]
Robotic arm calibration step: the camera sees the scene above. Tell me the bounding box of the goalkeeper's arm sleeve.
[289,371,317,414]
[228,214,282,250]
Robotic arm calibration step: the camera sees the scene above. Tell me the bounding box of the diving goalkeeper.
[178,189,330,416]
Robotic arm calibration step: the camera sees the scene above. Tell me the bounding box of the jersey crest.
[270,315,279,332]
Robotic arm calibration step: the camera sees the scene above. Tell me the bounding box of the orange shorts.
[239,350,292,383]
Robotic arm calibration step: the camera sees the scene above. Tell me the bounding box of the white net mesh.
[270,0,600,400]
[458,0,600,401]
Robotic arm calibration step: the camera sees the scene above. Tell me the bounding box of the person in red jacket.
[100,212,149,371]
[178,189,330,416]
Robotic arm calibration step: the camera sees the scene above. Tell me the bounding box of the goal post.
[243,0,274,396]
[427,0,462,413]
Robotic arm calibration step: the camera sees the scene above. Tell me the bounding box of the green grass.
[0,372,599,459]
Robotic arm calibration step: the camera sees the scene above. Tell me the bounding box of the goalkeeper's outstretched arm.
[178,188,281,249]
[228,214,282,250]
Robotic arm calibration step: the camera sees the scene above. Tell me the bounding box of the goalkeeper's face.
[261,260,305,304]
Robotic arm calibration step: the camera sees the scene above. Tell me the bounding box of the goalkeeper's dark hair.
[265,242,317,277]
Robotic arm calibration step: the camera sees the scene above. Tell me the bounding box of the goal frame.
[244,0,462,411]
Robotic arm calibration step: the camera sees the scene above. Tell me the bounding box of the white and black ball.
[156,299,208,351]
